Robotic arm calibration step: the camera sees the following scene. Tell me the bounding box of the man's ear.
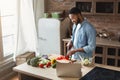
[77,14,81,18]
[78,13,84,21]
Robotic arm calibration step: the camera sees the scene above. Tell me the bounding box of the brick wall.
[45,0,75,12]
[86,15,120,40]
[45,0,120,41]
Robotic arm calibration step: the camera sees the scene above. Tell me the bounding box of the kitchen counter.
[13,63,120,80]
[13,63,93,80]
[63,37,120,47]
[96,37,120,47]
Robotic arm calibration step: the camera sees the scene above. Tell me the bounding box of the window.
[76,2,92,12]
[96,2,114,13]
[0,0,17,60]
[118,2,120,13]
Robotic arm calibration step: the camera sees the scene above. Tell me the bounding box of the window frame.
[0,16,4,61]
[0,0,18,61]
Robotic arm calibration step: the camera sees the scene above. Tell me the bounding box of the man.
[67,7,96,60]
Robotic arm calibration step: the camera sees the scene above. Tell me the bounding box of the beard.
[76,18,81,25]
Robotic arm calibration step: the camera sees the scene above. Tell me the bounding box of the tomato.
[56,57,62,60]
[65,56,69,60]
[46,62,51,68]
[39,64,44,68]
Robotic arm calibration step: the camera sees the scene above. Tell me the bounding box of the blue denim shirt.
[71,19,96,60]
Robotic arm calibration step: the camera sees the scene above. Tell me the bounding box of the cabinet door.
[117,59,120,67]
[107,47,116,56]
[117,48,120,67]
[94,45,105,64]
[76,0,93,15]
[105,46,118,67]
[95,0,115,15]
[116,0,120,15]
[118,48,120,56]
[95,45,120,67]
[106,47,116,66]
[118,2,120,13]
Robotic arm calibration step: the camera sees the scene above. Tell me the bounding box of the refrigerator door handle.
[39,37,47,41]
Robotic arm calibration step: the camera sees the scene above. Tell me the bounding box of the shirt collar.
[73,18,87,28]
[77,23,81,29]
[81,18,87,25]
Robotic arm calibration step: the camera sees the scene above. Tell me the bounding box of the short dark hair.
[69,7,81,14]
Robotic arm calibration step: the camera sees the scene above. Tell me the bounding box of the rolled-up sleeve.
[83,24,96,54]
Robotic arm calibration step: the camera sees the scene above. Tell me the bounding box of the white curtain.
[33,0,44,29]
[14,0,38,59]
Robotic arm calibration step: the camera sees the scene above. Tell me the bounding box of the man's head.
[69,7,83,24]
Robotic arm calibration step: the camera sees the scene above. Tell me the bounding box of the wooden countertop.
[63,37,120,47]
[96,37,120,47]
[13,63,120,80]
[13,63,85,80]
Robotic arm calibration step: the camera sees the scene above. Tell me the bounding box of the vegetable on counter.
[27,57,41,67]
[82,58,93,66]
[27,54,72,68]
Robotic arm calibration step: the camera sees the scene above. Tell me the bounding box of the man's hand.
[67,48,84,56]
[67,50,76,56]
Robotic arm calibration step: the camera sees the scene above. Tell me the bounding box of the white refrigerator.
[38,18,69,55]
